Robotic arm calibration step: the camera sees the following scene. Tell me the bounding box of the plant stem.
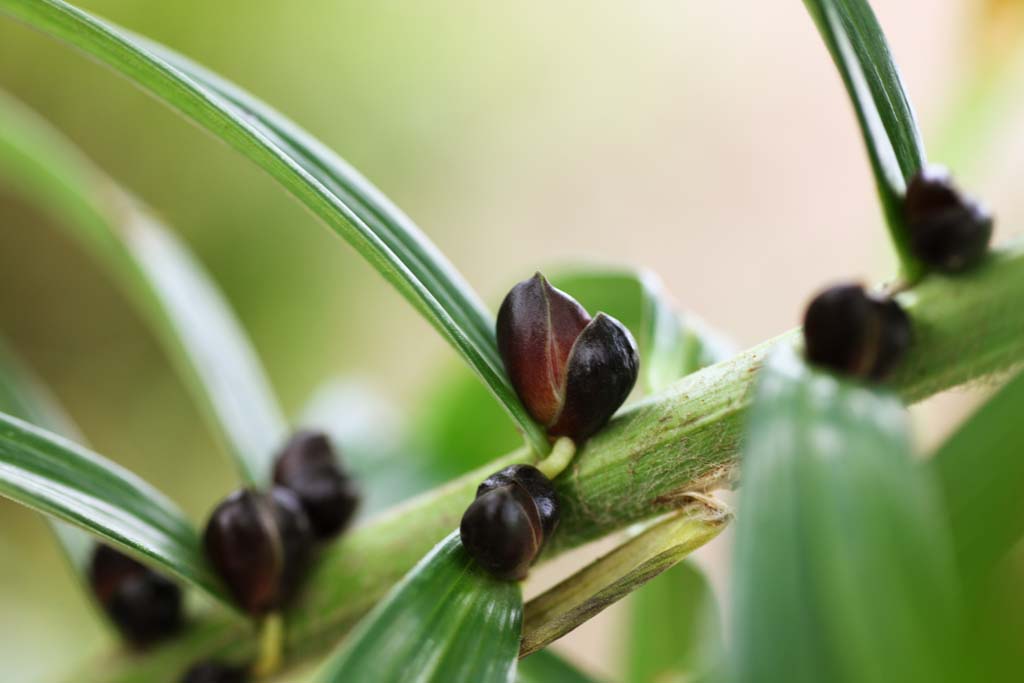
[251,613,283,678]
[535,437,576,480]
[74,244,1024,683]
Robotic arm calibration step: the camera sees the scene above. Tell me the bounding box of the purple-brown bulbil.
[459,464,560,581]
[273,430,360,540]
[202,487,313,615]
[803,283,911,380]
[89,544,183,647]
[497,273,639,441]
[904,165,993,272]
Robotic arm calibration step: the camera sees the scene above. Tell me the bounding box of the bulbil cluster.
[460,464,560,581]
[203,430,360,616]
[89,544,183,648]
[803,284,911,381]
[497,273,639,442]
[904,166,993,273]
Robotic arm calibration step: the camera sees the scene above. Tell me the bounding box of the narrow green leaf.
[0,339,93,575]
[521,496,730,657]
[932,368,1024,586]
[315,531,522,683]
[804,0,927,277]
[551,268,736,393]
[625,561,723,683]
[0,410,228,603]
[0,89,286,485]
[517,649,600,683]
[732,347,962,683]
[0,0,549,455]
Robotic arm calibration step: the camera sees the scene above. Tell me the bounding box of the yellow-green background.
[1,1,1022,680]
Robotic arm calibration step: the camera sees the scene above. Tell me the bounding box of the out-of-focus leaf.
[298,378,433,515]
[315,531,522,683]
[803,0,927,277]
[932,368,1024,587]
[517,649,600,683]
[0,89,286,485]
[0,339,93,575]
[552,268,736,393]
[731,347,962,683]
[625,560,722,683]
[0,0,550,455]
[0,411,228,604]
[521,497,730,657]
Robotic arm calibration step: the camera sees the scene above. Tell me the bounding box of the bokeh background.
[1,1,1023,680]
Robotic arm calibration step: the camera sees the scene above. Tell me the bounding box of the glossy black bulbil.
[89,544,183,647]
[180,661,249,683]
[904,165,993,272]
[203,487,314,615]
[459,464,560,581]
[803,283,911,381]
[273,430,360,540]
[497,273,639,442]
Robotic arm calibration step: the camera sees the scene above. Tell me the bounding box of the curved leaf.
[731,347,962,683]
[0,89,286,485]
[932,368,1024,587]
[804,0,927,277]
[517,649,600,683]
[0,339,93,575]
[0,0,548,455]
[551,268,736,393]
[315,531,522,683]
[0,410,228,604]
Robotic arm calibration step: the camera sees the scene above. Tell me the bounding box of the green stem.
[251,613,283,678]
[535,437,576,480]
[71,244,1024,683]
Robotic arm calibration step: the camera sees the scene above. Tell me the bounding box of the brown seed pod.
[202,487,314,615]
[497,273,639,441]
[180,661,249,683]
[272,430,360,540]
[802,283,911,380]
[459,464,560,581]
[904,165,993,272]
[88,544,183,647]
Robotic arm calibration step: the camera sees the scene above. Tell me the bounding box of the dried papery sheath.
[89,544,183,647]
[273,430,360,540]
[497,273,639,441]
[802,283,911,381]
[904,165,993,273]
[460,464,560,581]
[202,487,314,615]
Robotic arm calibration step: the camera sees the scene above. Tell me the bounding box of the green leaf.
[551,268,736,393]
[625,561,723,683]
[803,0,927,277]
[0,339,94,575]
[731,347,962,683]
[521,497,730,657]
[0,410,228,604]
[517,649,600,683]
[932,368,1024,587]
[315,531,522,683]
[0,89,286,485]
[0,0,549,455]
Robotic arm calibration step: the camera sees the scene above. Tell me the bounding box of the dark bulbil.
[460,464,560,581]
[497,273,639,442]
[203,487,314,615]
[273,430,360,540]
[89,545,183,647]
[803,283,911,380]
[180,661,248,683]
[904,165,993,272]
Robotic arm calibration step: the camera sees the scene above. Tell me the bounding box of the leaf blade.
[315,531,522,683]
[0,0,548,454]
[804,0,927,277]
[0,410,227,603]
[517,649,600,683]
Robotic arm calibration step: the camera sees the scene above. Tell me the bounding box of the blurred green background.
[1,1,1023,680]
